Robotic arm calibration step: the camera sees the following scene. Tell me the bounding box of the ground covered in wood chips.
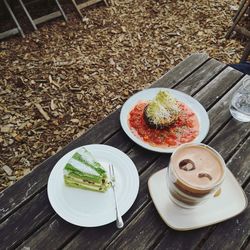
[0,0,246,191]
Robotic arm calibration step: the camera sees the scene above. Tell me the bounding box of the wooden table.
[1,54,249,250]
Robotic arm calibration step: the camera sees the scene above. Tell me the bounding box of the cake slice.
[64,147,110,192]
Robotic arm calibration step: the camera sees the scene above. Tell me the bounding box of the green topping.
[63,147,110,193]
[64,164,103,183]
[145,90,180,128]
[73,151,106,175]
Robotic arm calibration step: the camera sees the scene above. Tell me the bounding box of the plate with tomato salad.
[120,88,209,153]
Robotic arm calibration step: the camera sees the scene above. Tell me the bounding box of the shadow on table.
[229,61,250,75]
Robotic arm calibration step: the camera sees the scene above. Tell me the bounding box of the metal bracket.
[1,0,25,39]
[70,0,109,21]
[20,0,68,28]
[18,0,37,31]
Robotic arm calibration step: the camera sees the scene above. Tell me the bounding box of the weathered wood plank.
[108,134,250,249]
[200,140,250,250]
[107,202,167,250]
[0,28,19,40]
[104,81,249,249]
[77,0,104,10]
[154,227,210,250]
[153,136,250,250]
[15,116,249,249]
[209,119,249,161]
[0,111,121,221]
[18,154,170,250]
[105,137,250,250]
[4,54,248,250]
[153,53,209,88]
[202,184,250,250]
[175,58,225,95]
[0,61,239,227]
[11,55,234,248]
[105,130,134,150]
[227,136,250,186]
[1,138,147,249]
[62,96,249,249]
[181,66,242,144]
[205,76,247,142]
[17,215,80,250]
[126,146,159,174]
[194,66,243,110]
[5,127,162,249]
[0,54,208,222]
[62,156,170,250]
[33,11,62,25]
[0,190,54,250]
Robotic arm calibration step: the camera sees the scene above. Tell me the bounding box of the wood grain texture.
[175,58,225,95]
[209,119,249,161]
[200,137,250,250]
[0,53,208,222]
[0,111,121,221]
[1,54,249,250]
[0,190,54,250]
[11,55,243,249]
[103,93,249,249]
[153,53,209,88]
[194,66,243,109]
[152,136,250,250]
[205,78,246,142]
[18,152,169,250]
[64,103,249,249]
[1,140,153,249]
[226,136,250,186]
[102,133,250,250]
[107,202,167,250]
[2,53,210,250]
[154,227,210,250]
[18,54,213,248]
[202,182,250,250]
[17,215,80,250]
[62,156,170,250]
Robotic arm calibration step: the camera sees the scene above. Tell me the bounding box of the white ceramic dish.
[47,144,139,227]
[120,88,210,153]
[148,167,248,231]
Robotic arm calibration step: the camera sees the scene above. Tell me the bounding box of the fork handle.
[115,207,124,228]
[113,187,124,228]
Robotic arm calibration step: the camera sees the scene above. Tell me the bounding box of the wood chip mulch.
[0,0,245,191]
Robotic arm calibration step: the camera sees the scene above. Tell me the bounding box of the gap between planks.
[10,57,247,248]
[108,134,250,250]
[0,54,211,223]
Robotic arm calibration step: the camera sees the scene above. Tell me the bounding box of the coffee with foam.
[167,143,225,207]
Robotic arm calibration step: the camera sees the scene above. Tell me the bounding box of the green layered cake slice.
[64,147,110,192]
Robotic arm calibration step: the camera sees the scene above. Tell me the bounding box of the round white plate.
[120,88,210,153]
[47,144,139,227]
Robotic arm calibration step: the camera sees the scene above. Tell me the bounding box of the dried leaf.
[35,103,50,121]
[2,165,13,176]
[0,0,244,192]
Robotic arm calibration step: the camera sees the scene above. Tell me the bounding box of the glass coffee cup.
[167,143,226,208]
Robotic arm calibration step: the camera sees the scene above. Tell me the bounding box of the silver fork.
[109,164,124,228]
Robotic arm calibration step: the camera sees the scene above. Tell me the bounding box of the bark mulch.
[0,0,245,191]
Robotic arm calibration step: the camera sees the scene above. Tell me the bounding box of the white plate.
[148,168,248,231]
[47,144,139,227]
[120,88,209,153]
